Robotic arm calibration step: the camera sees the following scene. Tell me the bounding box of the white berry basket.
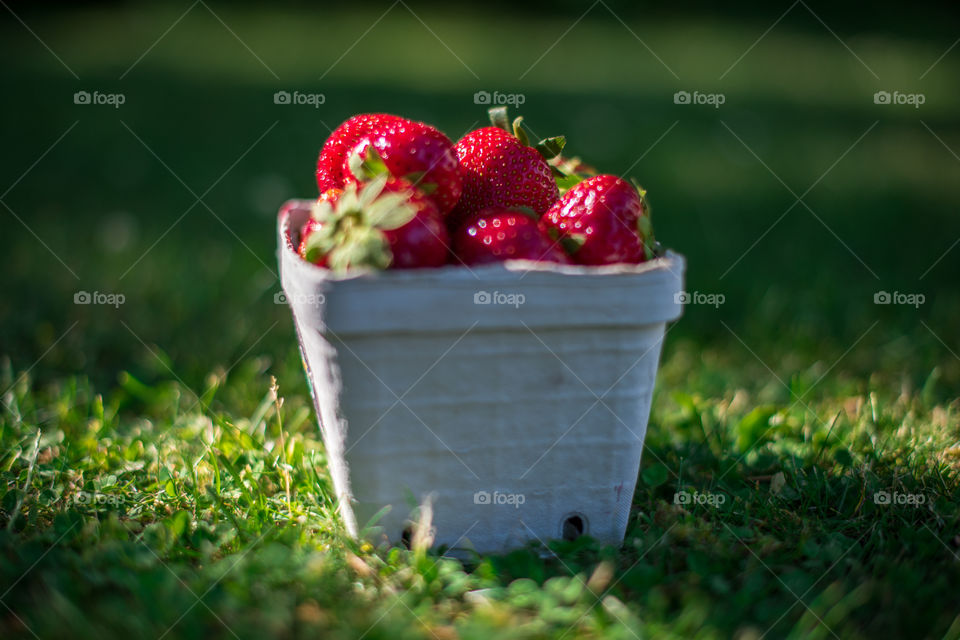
[278,199,685,554]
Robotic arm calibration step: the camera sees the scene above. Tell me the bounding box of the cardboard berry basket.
[278,199,685,553]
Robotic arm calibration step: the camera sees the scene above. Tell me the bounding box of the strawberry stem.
[489,106,511,132]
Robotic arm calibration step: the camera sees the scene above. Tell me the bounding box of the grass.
[3,342,958,639]
[2,2,960,638]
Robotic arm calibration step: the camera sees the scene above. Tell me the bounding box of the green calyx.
[544,225,585,256]
[629,177,660,260]
[304,175,419,272]
[550,155,599,195]
[487,106,566,161]
[349,146,438,196]
[560,233,586,256]
[348,145,390,182]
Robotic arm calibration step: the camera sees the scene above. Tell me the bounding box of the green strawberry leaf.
[535,136,566,160]
[637,215,653,241]
[512,117,530,147]
[560,233,586,256]
[365,192,418,231]
[403,171,438,196]
[630,178,648,207]
[348,146,390,182]
[327,227,391,272]
[310,200,337,224]
[555,173,584,194]
[358,174,388,209]
[488,106,510,132]
[336,186,361,214]
[303,222,339,263]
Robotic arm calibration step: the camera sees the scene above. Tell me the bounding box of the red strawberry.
[379,179,449,268]
[298,188,343,265]
[344,119,462,216]
[316,114,405,194]
[453,207,570,266]
[451,107,564,226]
[300,176,448,270]
[539,174,653,266]
[298,217,328,266]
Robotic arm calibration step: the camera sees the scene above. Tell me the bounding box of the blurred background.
[1,0,958,399]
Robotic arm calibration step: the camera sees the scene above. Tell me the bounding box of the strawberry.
[453,207,571,266]
[450,107,564,226]
[344,119,462,216]
[298,217,328,266]
[316,114,404,194]
[380,181,450,269]
[539,174,654,266]
[298,188,343,265]
[301,176,448,270]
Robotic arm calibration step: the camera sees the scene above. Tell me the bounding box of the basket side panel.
[335,324,665,552]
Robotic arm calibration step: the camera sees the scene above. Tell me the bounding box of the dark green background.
[2,1,958,394]
[2,3,960,638]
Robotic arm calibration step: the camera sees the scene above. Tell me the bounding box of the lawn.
[1,2,959,638]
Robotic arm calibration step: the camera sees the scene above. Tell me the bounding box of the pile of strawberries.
[295,107,658,270]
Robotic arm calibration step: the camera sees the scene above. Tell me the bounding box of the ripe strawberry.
[453,207,570,266]
[344,119,462,216]
[539,174,653,266]
[380,180,449,269]
[301,176,448,270]
[451,107,564,226]
[298,188,343,265]
[316,114,404,194]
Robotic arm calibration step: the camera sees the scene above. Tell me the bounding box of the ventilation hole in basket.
[400,526,413,550]
[561,514,587,541]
